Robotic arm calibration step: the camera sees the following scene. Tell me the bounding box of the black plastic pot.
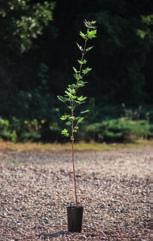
[67,206,83,232]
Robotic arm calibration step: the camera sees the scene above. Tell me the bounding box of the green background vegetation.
[0,0,153,143]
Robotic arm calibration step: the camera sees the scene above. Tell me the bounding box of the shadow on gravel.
[39,230,71,239]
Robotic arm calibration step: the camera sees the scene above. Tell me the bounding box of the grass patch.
[0,139,153,152]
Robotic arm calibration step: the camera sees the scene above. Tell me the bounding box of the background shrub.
[83,118,153,143]
[1,103,153,143]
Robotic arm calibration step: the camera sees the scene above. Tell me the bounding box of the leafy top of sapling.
[58,20,97,140]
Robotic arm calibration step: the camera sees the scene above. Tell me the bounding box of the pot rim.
[67,205,83,209]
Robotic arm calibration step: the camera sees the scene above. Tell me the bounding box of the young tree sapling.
[58,20,97,207]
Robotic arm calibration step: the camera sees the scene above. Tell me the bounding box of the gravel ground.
[0,146,152,240]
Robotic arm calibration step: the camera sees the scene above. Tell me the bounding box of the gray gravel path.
[0,147,152,240]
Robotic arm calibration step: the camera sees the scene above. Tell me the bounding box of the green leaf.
[86,46,94,52]
[73,66,78,73]
[142,15,153,25]
[87,29,97,39]
[73,73,82,81]
[77,80,86,87]
[68,84,77,89]
[80,31,87,40]
[69,116,75,121]
[137,29,146,39]
[65,90,71,96]
[74,126,79,130]
[57,95,68,103]
[60,115,70,121]
[84,20,96,29]
[76,96,87,104]
[68,88,76,95]
[77,117,84,124]
[61,128,69,137]
[65,121,71,126]
[80,109,90,114]
[82,67,92,75]
[78,96,87,102]
[65,90,76,100]
[76,42,83,51]
[78,59,87,65]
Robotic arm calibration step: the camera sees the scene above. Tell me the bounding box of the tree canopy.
[0,0,153,120]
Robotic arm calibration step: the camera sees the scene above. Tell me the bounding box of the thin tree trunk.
[71,137,78,206]
[71,108,78,206]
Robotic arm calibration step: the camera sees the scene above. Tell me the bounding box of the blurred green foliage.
[84,118,153,143]
[0,0,153,142]
[0,0,55,52]
[0,110,153,143]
